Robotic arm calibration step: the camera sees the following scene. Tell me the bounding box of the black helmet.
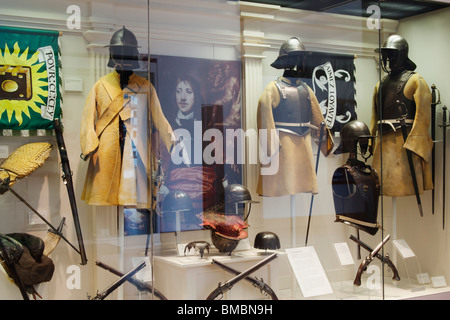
[334,120,372,156]
[375,35,416,74]
[106,26,141,70]
[271,37,310,69]
[254,231,281,251]
[161,190,193,213]
[224,184,259,219]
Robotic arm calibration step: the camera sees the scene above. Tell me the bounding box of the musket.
[354,234,390,286]
[53,118,87,265]
[95,260,167,300]
[350,234,400,283]
[305,121,326,246]
[211,258,278,300]
[206,253,277,300]
[397,101,423,217]
[91,261,146,300]
[431,85,440,214]
[439,105,448,229]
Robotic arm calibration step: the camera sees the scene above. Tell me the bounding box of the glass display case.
[0,0,449,305]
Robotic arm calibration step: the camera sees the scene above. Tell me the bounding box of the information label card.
[285,246,333,298]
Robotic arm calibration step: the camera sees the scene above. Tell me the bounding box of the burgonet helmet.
[375,35,416,74]
[106,26,141,70]
[334,120,373,159]
[271,37,310,70]
[224,184,259,220]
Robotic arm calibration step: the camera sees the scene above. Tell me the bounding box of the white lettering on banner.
[37,46,57,121]
[312,61,352,128]
[313,62,336,129]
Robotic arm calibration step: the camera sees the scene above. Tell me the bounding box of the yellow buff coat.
[80,71,174,207]
[257,77,334,197]
[370,72,433,197]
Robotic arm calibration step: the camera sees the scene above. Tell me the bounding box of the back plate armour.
[332,159,380,235]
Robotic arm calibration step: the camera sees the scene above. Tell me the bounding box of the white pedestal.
[153,249,280,300]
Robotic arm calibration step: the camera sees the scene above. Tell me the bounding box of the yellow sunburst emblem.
[0,42,49,126]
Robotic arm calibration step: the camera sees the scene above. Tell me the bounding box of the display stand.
[333,242,356,299]
[392,197,397,266]
[290,195,296,248]
[393,239,426,291]
[174,211,181,247]
[153,250,279,299]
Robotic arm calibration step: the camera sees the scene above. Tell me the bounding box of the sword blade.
[431,84,438,214]
[442,106,447,229]
[399,116,423,217]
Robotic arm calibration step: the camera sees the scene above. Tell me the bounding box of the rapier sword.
[431,84,440,215]
[439,105,448,229]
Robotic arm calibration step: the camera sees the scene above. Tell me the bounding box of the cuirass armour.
[378,70,416,133]
[332,159,380,235]
[273,78,312,136]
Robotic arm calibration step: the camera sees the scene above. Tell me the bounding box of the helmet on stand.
[334,120,373,160]
[375,35,416,74]
[224,184,259,220]
[271,37,310,72]
[106,26,141,70]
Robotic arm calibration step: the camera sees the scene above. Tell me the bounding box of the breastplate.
[378,70,416,133]
[332,159,380,235]
[273,78,312,136]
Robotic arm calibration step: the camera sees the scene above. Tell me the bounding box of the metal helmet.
[224,184,259,219]
[375,35,416,74]
[334,120,372,156]
[106,26,141,70]
[254,231,281,251]
[271,37,309,70]
[161,190,193,213]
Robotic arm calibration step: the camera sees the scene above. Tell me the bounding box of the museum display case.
[0,0,449,303]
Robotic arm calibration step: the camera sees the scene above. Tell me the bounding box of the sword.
[397,100,423,217]
[439,105,448,229]
[431,85,440,214]
[305,121,326,246]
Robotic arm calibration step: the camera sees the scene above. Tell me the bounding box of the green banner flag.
[0,26,61,131]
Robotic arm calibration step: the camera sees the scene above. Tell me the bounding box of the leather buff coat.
[257,77,334,197]
[370,72,433,197]
[80,71,174,207]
